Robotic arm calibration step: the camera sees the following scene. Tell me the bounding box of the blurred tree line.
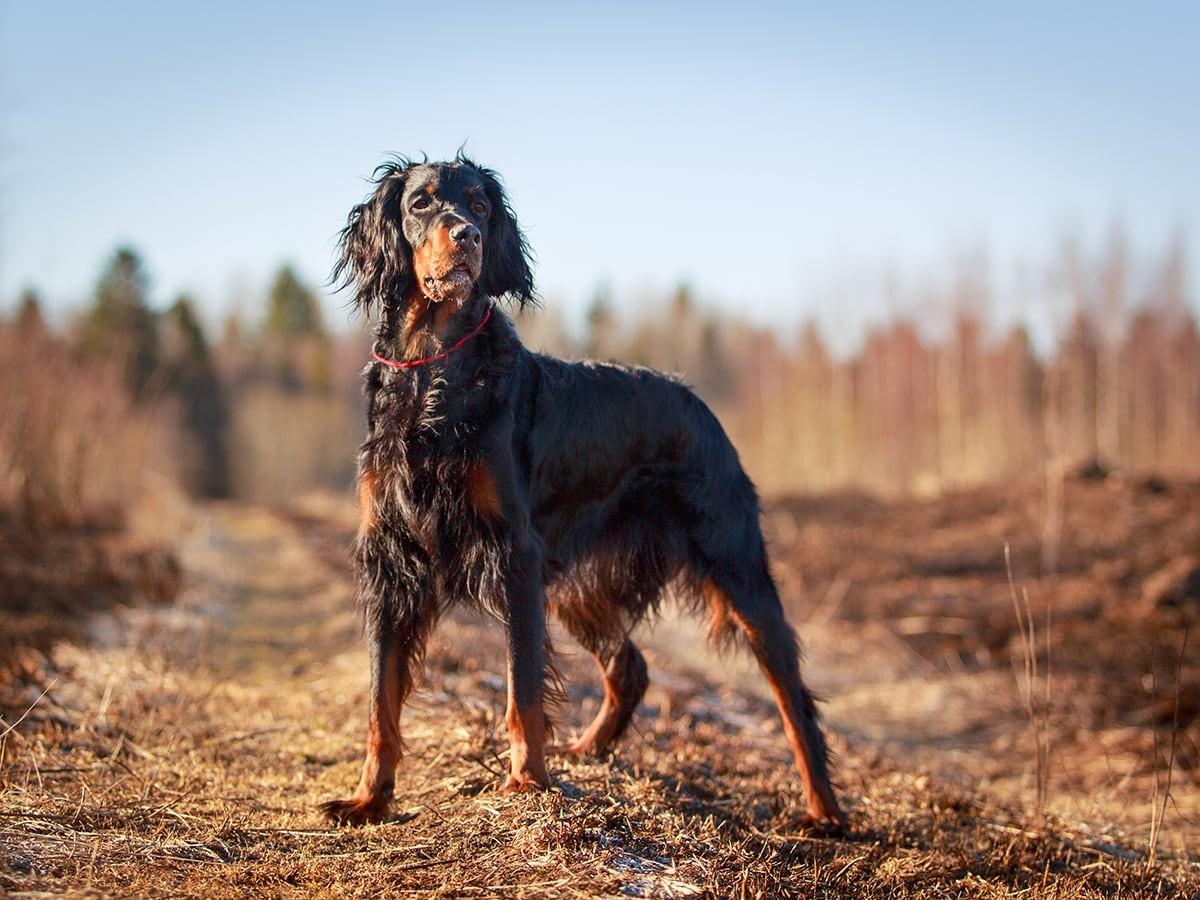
[4,247,350,514]
[3,233,1198,518]
[520,235,1199,498]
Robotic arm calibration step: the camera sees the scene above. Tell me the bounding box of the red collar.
[371,305,493,369]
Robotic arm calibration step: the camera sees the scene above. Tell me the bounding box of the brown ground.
[0,513,181,662]
[2,472,1198,896]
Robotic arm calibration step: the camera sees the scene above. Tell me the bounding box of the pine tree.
[264,265,324,338]
[584,285,616,360]
[164,295,211,368]
[13,288,45,337]
[262,265,331,390]
[162,295,230,497]
[82,247,159,398]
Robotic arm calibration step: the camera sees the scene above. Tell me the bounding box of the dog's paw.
[320,795,389,827]
[799,805,848,834]
[499,771,550,794]
[564,737,601,758]
[563,723,623,758]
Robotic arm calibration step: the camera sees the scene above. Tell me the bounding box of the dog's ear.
[332,162,412,319]
[466,160,536,308]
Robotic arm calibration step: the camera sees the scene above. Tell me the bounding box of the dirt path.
[1,503,1195,896]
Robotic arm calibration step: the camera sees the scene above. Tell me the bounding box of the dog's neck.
[379,287,489,363]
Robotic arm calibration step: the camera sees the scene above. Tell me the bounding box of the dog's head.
[334,155,535,319]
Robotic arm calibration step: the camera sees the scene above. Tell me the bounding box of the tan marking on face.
[410,221,481,307]
[412,225,459,282]
[411,230,440,287]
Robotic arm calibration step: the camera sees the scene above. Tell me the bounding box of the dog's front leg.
[322,615,419,825]
[322,535,436,826]
[500,545,551,792]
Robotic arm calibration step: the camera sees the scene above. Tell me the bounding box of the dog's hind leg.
[567,638,649,756]
[703,572,846,828]
[553,596,650,756]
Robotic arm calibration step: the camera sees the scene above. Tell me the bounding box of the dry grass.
[226,385,359,504]
[2,500,1198,896]
[1004,543,1053,819]
[0,318,187,700]
[768,472,1200,830]
[0,325,178,529]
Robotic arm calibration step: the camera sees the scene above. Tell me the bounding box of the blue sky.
[1,2,1196,342]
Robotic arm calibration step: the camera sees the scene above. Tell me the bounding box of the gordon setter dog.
[320,154,845,829]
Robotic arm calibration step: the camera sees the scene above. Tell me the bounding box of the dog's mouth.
[422,256,481,303]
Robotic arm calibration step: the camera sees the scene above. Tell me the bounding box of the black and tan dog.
[321,154,845,829]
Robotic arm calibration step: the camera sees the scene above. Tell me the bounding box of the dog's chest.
[375,369,494,446]
[368,376,503,537]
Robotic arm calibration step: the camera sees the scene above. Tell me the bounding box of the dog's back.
[521,352,758,614]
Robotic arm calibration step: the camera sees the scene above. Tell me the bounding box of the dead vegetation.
[0,320,188,735]
[0,512,181,676]
[3,482,1199,896]
[766,470,1200,809]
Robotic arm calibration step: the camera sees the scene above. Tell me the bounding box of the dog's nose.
[451,223,481,248]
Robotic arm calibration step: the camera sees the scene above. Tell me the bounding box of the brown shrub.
[226,384,359,503]
[0,324,178,527]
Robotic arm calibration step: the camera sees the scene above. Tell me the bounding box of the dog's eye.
[472,201,488,216]
[412,196,431,211]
